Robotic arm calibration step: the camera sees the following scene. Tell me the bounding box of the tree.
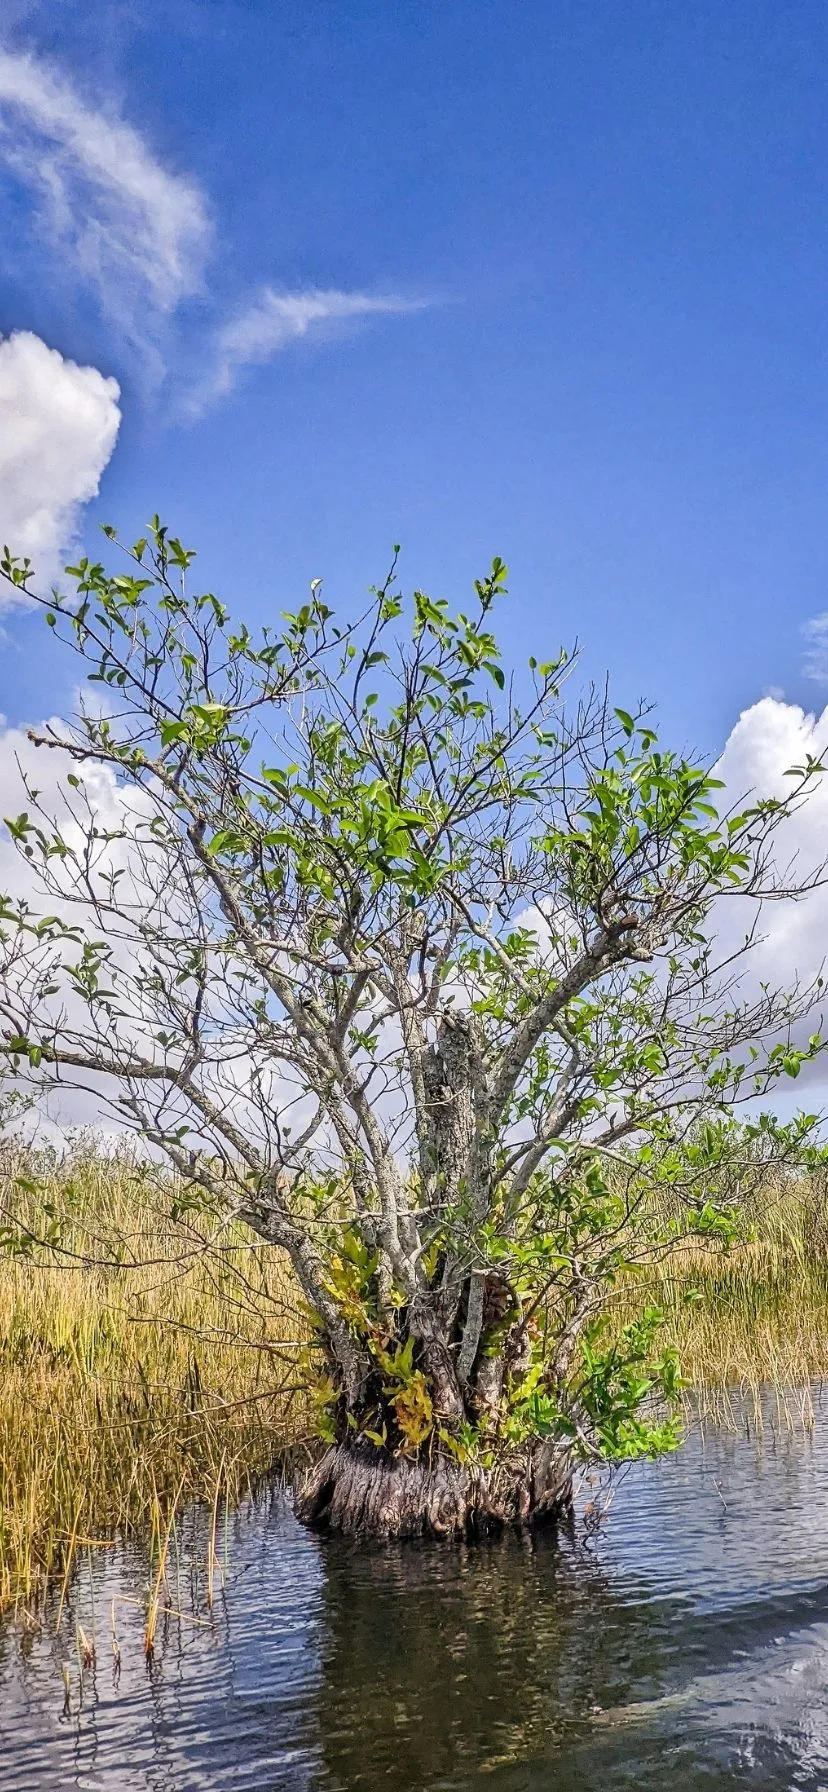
[0,524,825,1537]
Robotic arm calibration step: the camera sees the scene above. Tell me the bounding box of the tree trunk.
[294,1435,573,1540]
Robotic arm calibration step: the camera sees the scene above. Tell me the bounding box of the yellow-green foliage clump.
[0,1136,306,1612]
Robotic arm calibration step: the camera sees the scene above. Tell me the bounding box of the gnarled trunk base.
[294,1437,572,1539]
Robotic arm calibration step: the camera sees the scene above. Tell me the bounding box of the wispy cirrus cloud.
[0,46,211,350]
[803,613,828,686]
[192,286,430,411]
[0,44,428,429]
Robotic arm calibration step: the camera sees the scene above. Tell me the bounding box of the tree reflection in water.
[313,1519,676,1788]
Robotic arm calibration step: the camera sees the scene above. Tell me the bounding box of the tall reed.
[610,1168,828,1410]
[0,1135,308,1613]
[2,1138,828,1612]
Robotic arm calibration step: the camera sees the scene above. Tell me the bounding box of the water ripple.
[6,1401,828,1789]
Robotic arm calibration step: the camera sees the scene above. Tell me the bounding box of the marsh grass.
[2,1138,828,1617]
[0,1136,309,1614]
[611,1169,828,1424]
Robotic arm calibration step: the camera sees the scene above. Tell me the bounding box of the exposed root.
[294,1437,572,1539]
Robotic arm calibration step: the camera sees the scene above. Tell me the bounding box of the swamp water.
[4,1402,828,1789]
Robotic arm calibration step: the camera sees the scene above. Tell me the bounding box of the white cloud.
[196,286,429,410]
[518,697,828,1108]
[0,331,120,596]
[0,717,139,1131]
[0,717,319,1143]
[803,613,828,686]
[0,48,428,401]
[0,330,120,596]
[713,697,828,1091]
[0,46,211,342]
[716,695,826,800]
[0,716,134,916]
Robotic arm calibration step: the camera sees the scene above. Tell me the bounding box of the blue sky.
[3,0,828,756]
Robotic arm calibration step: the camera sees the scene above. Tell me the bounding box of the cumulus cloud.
[713,695,828,997]
[195,286,430,410]
[0,45,211,346]
[0,717,140,1131]
[0,331,120,595]
[0,717,315,1141]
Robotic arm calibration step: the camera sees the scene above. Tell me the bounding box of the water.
[6,1405,828,1788]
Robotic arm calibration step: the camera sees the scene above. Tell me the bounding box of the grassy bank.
[611,1170,828,1418]
[1,1141,828,1613]
[0,1138,307,1613]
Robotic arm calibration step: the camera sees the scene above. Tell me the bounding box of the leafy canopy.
[0,523,826,1465]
